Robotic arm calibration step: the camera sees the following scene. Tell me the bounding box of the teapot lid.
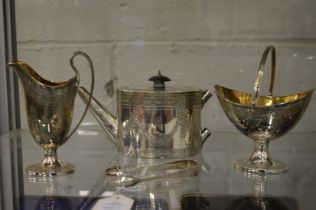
[119,71,201,94]
[148,71,171,90]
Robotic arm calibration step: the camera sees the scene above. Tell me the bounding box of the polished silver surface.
[8,51,94,176]
[107,160,198,187]
[77,72,212,158]
[215,46,314,174]
[116,88,211,158]
[105,159,198,176]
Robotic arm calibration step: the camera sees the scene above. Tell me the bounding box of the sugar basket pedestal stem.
[215,45,314,175]
[234,139,288,174]
[8,51,95,176]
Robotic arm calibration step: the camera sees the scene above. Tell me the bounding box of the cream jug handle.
[66,51,95,140]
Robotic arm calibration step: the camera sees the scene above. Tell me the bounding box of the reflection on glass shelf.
[181,195,298,210]
[1,130,316,210]
[20,196,170,210]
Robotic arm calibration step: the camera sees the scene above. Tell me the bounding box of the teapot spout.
[77,86,118,145]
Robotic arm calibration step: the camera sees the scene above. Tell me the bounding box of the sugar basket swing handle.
[66,51,95,140]
[252,45,276,105]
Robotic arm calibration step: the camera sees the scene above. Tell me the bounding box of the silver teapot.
[78,72,212,158]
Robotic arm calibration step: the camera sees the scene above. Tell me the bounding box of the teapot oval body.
[116,88,205,158]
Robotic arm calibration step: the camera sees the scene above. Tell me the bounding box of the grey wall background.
[15,0,316,133]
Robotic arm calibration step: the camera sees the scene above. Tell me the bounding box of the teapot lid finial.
[149,71,171,90]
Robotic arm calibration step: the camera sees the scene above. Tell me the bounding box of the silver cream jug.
[8,51,94,176]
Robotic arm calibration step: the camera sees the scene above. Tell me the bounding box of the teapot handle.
[66,51,95,140]
[252,45,276,105]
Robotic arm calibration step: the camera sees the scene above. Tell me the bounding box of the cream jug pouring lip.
[7,61,79,87]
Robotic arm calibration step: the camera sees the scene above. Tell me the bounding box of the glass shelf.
[1,129,316,210]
